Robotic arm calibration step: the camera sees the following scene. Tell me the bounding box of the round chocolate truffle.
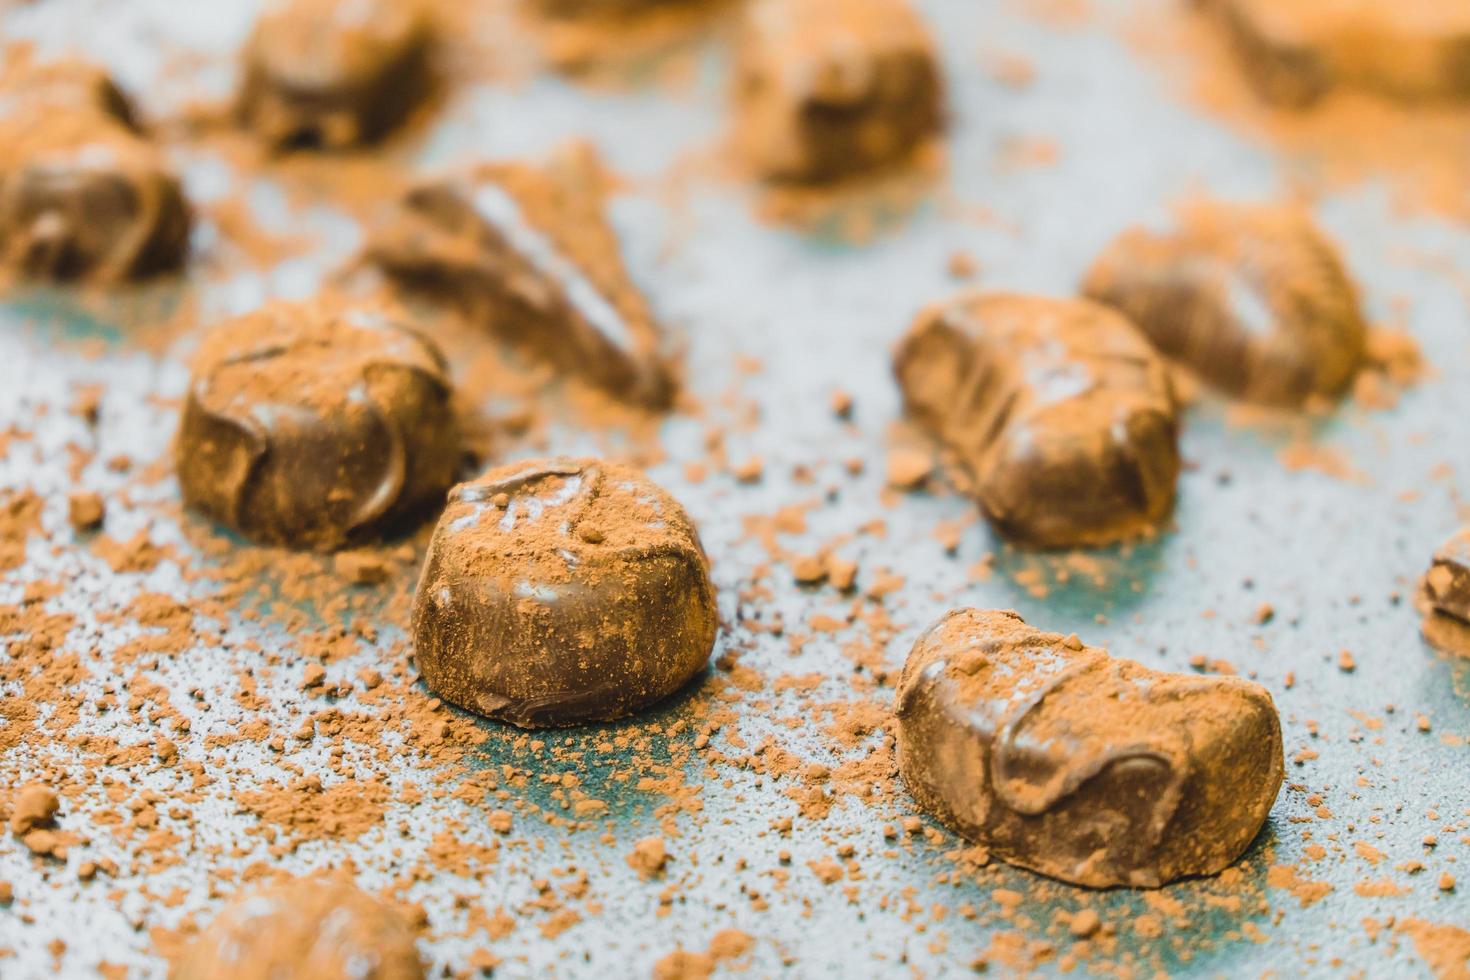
[413,457,718,727]
[174,876,424,980]
[239,0,435,149]
[0,68,189,282]
[176,301,460,550]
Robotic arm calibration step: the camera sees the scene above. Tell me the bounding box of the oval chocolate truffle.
[732,0,944,182]
[1083,202,1367,407]
[895,609,1284,889]
[174,876,424,980]
[176,301,460,551]
[894,292,1180,549]
[1202,0,1470,106]
[239,0,435,149]
[0,66,189,282]
[413,457,718,727]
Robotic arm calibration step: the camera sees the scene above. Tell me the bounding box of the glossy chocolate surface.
[894,291,1179,549]
[895,609,1285,888]
[1084,202,1367,407]
[412,457,718,728]
[732,0,943,182]
[176,302,460,550]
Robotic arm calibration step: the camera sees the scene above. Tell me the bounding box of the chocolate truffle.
[731,0,943,182]
[174,876,424,980]
[412,457,718,727]
[895,609,1285,888]
[1419,528,1470,655]
[893,292,1179,549]
[367,143,676,408]
[0,65,189,282]
[1202,0,1470,106]
[1083,202,1367,407]
[238,0,435,149]
[176,301,459,551]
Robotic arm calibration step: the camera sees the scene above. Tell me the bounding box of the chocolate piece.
[732,0,943,182]
[238,0,435,149]
[176,301,460,551]
[893,292,1179,549]
[174,876,424,979]
[0,66,189,282]
[366,143,676,408]
[895,609,1284,888]
[412,457,718,727]
[1202,0,1470,106]
[1419,528,1470,655]
[1083,202,1367,407]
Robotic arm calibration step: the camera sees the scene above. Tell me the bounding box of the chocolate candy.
[238,0,435,149]
[412,457,718,728]
[1083,202,1367,407]
[1419,528,1470,655]
[174,876,424,979]
[176,301,460,551]
[895,609,1284,888]
[732,0,943,182]
[893,292,1179,549]
[367,143,675,408]
[0,64,189,282]
[1202,0,1470,106]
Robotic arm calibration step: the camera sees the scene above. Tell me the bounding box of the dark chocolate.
[1083,202,1367,407]
[0,65,189,282]
[176,301,460,551]
[174,876,424,979]
[893,291,1180,549]
[366,143,676,408]
[1200,0,1470,106]
[895,609,1285,888]
[238,0,435,149]
[732,0,944,182]
[412,457,718,728]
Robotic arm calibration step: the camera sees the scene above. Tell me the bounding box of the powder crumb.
[1439,873,1456,892]
[333,550,392,585]
[732,457,764,484]
[1338,649,1356,672]
[627,836,669,879]
[830,390,853,419]
[791,555,827,585]
[488,810,514,834]
[8,783,58,836]
[66,491,105,532]
[1069,908,1101,939]
[886,448,932,490]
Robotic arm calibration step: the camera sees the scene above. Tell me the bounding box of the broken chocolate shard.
[238,0,436,149]
[895,609,1284,888]
[1083,201,1367,407]
[0,63,189,282]
[174,876,424,979]
[1201,0,1470,106]
[893,291,1179,549]
[412,456,718,728]
[732,0,944,182]
[366,142,676,408]
[176,300,460,551]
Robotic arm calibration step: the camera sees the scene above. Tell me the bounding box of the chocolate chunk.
[1419,528,1470,656]
[732,0,944,182]
[1083,202,1367,407]
[1202,0,1470,106]
[174,876,424,979]
[0,65,189,282]
[895,609,1284,888]
[413,457,718,727]
[176,301,460,551]
[893,292,1179,549]
[238,0,435,149]
[367,143,676,408]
